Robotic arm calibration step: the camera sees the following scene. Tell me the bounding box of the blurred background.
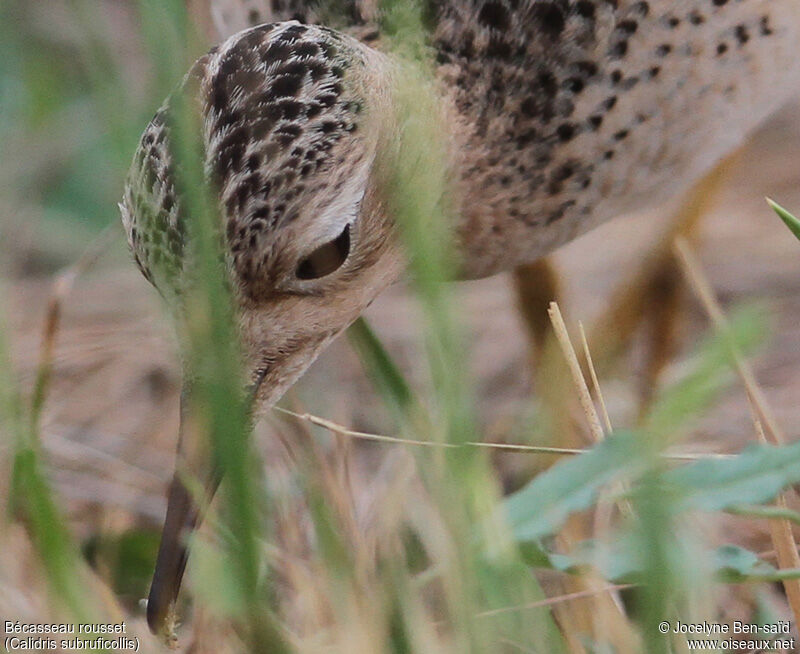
[2,1,800,651]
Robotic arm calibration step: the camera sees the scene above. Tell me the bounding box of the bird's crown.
[121,21,389,304]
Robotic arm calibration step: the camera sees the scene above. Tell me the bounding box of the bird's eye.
[295,223,351,280]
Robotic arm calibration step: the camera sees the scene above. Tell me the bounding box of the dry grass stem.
[674,237,786,445]
[548,304,635,528]
[31,223,119,431]
[547,303,605,444]
[579,321,612,435]
[274,407,731,461]
[476,584,636,618]
[546,304,637,651]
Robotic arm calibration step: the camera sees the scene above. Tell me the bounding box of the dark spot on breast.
[252,205,271,221]
[546,201,575,224]
[278,100,303,120]
[537,70,558,97]
[556,123,577,141]
[574,1,595,19]
[478,2,510,30]
[486,36,512,59]
[547,179,563,196]
[574,60,598,77]
[563,77,585,93]
[688,11,705,25]
[275,123,302,145]
[246,154,262,171]
[609,41,628,58]
[735,25,749,45]
[553,162,575,181]
[531,3,566,39]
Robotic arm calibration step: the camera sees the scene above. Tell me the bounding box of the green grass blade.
[643,304,765,439]
[0,288,88,618]
[767,198,800,242]
[347,317,416,417]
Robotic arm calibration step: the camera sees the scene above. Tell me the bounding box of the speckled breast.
[430,1,800,278]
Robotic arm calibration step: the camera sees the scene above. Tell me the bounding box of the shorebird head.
[121,21,403,413]
[119,21,405,634]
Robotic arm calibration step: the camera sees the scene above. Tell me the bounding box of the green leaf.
[516,541,576,573]
[662,439,800,512]
[517,535,655,583]
[713,545,780,583]
[519,537,796,585]
[767,198,800,242]
[501,431,644,543]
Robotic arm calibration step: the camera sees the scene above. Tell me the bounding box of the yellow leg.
[513,257,561,365]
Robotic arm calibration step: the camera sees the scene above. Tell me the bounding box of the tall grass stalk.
[347,2,569,651]
[141,1,288,648]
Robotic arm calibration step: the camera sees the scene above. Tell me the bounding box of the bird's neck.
[412,76,561,281]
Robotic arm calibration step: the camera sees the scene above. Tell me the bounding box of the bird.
[120,0,800,637]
